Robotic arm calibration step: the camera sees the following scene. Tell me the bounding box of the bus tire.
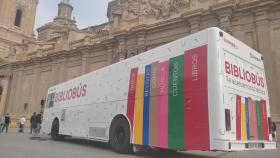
[110,117,132,154]
[51,119,64,141]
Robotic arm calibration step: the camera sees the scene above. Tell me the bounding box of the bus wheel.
[51,119,64,141]
[110,117,132,154]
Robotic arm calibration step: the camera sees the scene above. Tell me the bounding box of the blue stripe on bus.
[245,97,250,140]
[143,64,151,145]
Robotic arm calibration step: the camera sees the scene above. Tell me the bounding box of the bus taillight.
[225,109,231,131]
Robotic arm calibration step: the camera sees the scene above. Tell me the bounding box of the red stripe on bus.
[236,95,241,140]
[184,45,210,150]
[127,68,138,129]
[260,100,269,141]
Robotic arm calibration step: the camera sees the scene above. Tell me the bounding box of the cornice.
[181,8,204,20]
[0,26,31,40]
[235,0,275,12]
[130,24,148,34]
[211,0,236,12]
[112,30,129,39]
[150,16,183,29]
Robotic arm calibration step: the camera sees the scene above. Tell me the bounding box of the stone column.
[117,38,127,61]
[0,76,11,115]
[12,68,24,116]
[137,31,146,54]
[81,51,90,74]
[106,44,114,65]
[59,57,68,83]
[50,59,59,86]
[188,16,201,33]
[29,63,40,113]
[3,75,12,115]
[216,8,233,34]
[6,72,18,114]
[113,15,121,30]
[255,8,280,123]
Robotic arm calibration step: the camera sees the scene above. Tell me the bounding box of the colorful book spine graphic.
[245,98,250,140]
[248,98,254,139]
[251,99,258,140]
[126,68,138,131]
[143,65,151,145]
[241,102,247,140]
[256,101,263,140]
[235,97,269,141]
[157,61,169,148]
[129,45,210,149]
[236,96,241,140]
[133,74,144,145]
[184,45,209,150]
[168,55,185,150]
[127,45,270,149]
[149,62,159,146]
[260,100,269,141]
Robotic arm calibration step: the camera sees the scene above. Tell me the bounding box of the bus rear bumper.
[213,140,277,151]
[227,140,276,151]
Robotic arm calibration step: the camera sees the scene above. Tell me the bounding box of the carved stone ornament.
[143,0,190,18]
[111,4,122,16]
[111,0,190,19]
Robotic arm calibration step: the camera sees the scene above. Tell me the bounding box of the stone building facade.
[0,0,279,137]
[0,0,38,61]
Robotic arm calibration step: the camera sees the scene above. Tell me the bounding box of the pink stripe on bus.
[157,61,169,148]
[251,100,258,140]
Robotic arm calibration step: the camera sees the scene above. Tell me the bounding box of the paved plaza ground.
[0,128,279,158]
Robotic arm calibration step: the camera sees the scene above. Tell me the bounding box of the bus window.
[46,93,55,108]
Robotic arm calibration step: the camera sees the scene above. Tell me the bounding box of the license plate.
[246,143,264,149]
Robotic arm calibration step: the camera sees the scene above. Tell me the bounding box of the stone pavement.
[0,128,279,158]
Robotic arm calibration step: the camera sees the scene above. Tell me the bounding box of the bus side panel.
[157,61,169,148]
[133,74,145,145]
[184,45,210,150]
[149,62,159,146]
[143,65,151,145]
[168,55,185,150]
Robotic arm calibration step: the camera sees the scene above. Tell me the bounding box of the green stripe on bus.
[256,101,263,140]
[168,55,185,150]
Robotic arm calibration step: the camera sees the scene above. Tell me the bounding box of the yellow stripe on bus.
[241,103,247,140]
[133,74,145,145]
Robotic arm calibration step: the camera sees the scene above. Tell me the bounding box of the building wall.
[0,0,38,60]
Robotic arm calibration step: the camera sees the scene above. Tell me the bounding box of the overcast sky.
[35,0,111,30]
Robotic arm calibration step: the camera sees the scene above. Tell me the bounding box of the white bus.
[41,27,276,153]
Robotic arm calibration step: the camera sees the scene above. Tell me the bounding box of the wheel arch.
[52,117,60,124]
[52,117,60,131]
[109,114,131,141]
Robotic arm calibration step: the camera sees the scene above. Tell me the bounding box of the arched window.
[14,9,23,27]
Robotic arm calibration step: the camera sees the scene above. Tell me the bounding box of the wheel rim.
[114,126,125,145]
[52,122,59,137]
